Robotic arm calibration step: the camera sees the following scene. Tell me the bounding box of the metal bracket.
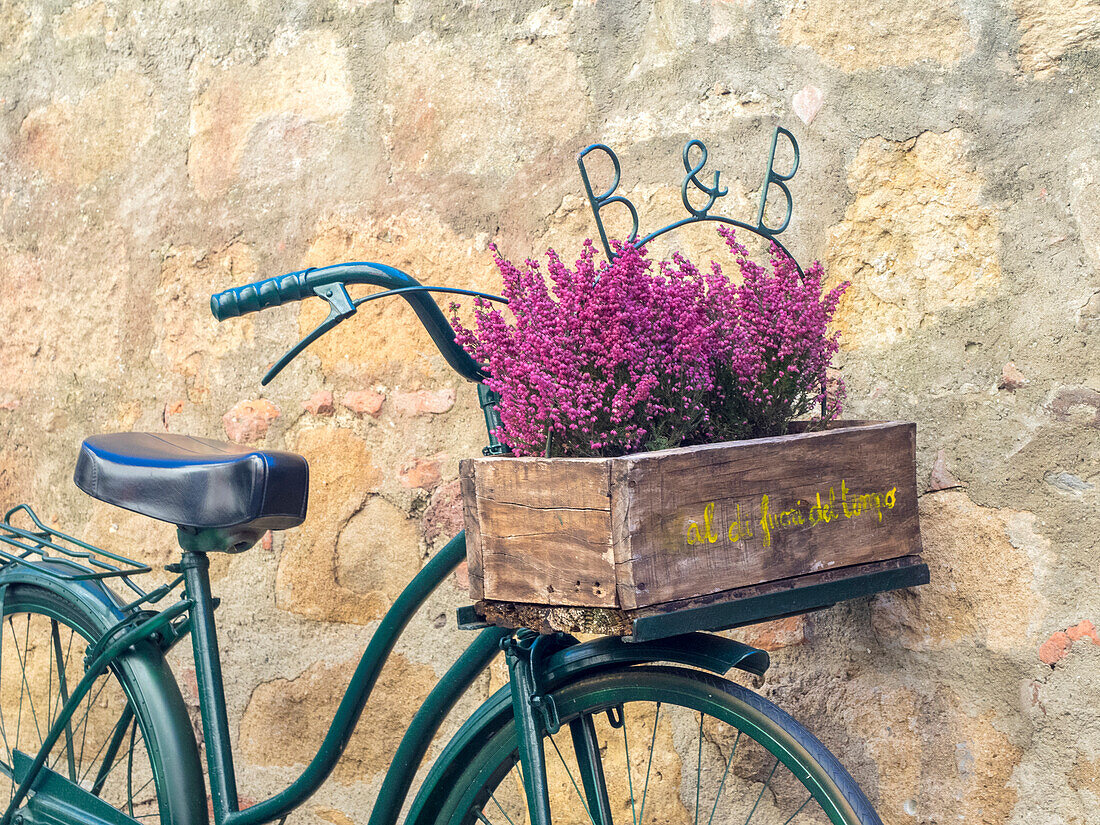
[455,604,492,630]
[503,631,575,737]
[82,599,198,667]
[477,384,511,456]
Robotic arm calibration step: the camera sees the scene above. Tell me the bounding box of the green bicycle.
[0,261,885,825]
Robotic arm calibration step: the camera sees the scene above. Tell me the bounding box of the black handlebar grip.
[210,270,314,321]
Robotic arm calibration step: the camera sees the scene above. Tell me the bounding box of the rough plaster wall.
[0,0,1098,822]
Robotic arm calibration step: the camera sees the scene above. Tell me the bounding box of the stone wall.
[1,0,1098,823]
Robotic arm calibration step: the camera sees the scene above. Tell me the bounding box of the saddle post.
[180,549,241,822]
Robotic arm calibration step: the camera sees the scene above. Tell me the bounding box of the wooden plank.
[615,421,920,608]
[610,459,639,610]
[472,458,609,509]
[468,458,616,608]
[458,460,484,600]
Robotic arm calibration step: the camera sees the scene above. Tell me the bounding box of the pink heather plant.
[707,225,848,441]
[451,228,848,457]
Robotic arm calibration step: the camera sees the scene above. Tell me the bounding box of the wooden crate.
[460,421,922,616]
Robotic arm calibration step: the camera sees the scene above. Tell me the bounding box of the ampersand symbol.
[681,139,728,219]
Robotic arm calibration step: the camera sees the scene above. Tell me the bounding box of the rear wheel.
[0,582,204,825]
[437,666,881,825]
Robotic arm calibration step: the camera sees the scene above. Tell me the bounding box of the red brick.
[162,399,184,428]
[1066,620,1099,644]
[222,399,280,443]
[342,389,384,416]
[929,448,962,491]
[422,479,463,544]
[1039,631,1072,666]
[737,616,807,651]
[398,457,442,490]
[393,388,455,416]
[998,361,1027,390]
[303,390,335,416]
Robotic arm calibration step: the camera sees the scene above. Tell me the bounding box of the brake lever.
[261,283,356,385]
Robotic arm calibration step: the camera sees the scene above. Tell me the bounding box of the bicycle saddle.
[74,433,308,545]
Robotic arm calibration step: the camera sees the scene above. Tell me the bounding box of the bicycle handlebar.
[210,270,314,320]
[210,262,486,383]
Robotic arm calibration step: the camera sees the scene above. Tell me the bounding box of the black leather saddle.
[74,433,308,549]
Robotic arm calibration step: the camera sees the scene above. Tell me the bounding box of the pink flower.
[450,229,848,457]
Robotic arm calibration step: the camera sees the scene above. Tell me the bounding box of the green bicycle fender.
[403,632,767,825]
[0,561,209,825]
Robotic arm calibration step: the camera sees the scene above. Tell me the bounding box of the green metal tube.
[223,532,469,825]
[366,625,510,825]
[182,552,241,819]
[569,715,614,825]
[504,638,553,825]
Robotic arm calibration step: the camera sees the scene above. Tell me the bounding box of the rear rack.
[0,504,153,584]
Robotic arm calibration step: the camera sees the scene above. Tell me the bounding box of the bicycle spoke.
[441,670,878,825]
[548,733,595,825]
[47,628,78,774]
[742,757,779,824]
[72,672,114,770]
[87,704,135,793]
[636,702,660,825]
[491,791,517,825]
[51,619,77,782]
[694,713,704,825]
[707,732,741,825]
[0,598,171,822]
[12,615,46,748]
[622,709,637,825]
[0,631,13,779]
[1,618,9,806]
[46,622,55,737]
[779,795,813,825]
[128,774,158,825]
[569,714,614,825]
[11,620,26,756]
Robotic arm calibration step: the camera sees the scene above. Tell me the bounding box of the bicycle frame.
[1,260,777,825]
[0,531,509,825]
[184,531,509,825]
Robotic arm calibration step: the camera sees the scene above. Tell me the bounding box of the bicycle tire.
[434,665,882,825]
[0,582,206,825]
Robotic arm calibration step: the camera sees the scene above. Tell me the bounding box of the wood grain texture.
[614,421,920,607]
[458,460,484,600]
[462,457,616,607]
[462,422,921,611]
[472,458,609,508]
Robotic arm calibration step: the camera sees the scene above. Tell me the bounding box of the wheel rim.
[450,671,866,825]
[0,600,160,822]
